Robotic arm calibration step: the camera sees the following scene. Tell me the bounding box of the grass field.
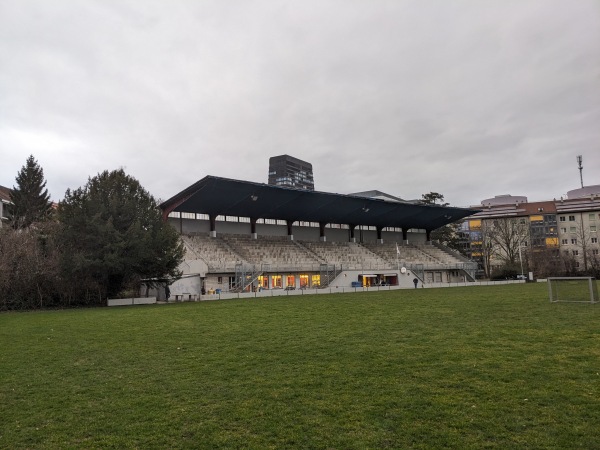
[1,283,599,449]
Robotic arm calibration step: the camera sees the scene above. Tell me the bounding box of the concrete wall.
[107,297,157,306]
[168,217,425,243]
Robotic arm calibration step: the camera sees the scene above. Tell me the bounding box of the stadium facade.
[158,175,478,299]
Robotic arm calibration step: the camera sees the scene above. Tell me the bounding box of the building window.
[311,275,321,287]
[592,237,598,244]
[271,275,282,288]
[559,216,566,222]
[299,275,309,288]
[593,249,599,255]
[257,276,268,289]
[561,239,568,245]
[571,238,577,245]
[560,227,567,233]
[569,215,576,221]
[576,262,580,268]
[590,213,596,221]
[573,250,579,256]
[286,275,295,287]
[570,227,577,233]
[591,225,597,232]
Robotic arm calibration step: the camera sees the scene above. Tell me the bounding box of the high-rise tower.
[268,155,314,191]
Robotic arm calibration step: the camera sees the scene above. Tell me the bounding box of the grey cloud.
[0,0,598,208]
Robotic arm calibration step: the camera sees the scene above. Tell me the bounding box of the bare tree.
[487,217,530,266]
[0,224,61,310]
[479,220,495,278]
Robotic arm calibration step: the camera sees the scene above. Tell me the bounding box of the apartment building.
[460,185,600,277]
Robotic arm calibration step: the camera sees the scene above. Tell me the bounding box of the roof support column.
[376,226,384,244]
[426,229,432,244]
[402,228,408,245]
[349,224,356,243]
[319,222,327,242]
[209,214,217,238]
[287,220,294,241]
[250,218,258,240]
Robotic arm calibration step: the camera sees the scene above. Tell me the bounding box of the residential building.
[0,185,11,227]
[460,186,600,277]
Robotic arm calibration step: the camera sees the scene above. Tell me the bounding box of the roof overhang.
[160,176,478,230]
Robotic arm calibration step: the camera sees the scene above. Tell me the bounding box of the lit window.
[311,275,321,287]
[286,275,295,287]
[299,275,309,288]
[271,275,282,288]
[257,276,268,289]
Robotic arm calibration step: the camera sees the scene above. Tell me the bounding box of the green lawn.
[1,284,599,449]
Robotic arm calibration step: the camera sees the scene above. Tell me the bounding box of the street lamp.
[518,241,526,280]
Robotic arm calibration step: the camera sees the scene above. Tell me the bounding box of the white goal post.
[547,277,599,304]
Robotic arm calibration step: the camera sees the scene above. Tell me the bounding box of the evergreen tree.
[8,155,53,229]
[421,192,461,251]
[58,169,184,299]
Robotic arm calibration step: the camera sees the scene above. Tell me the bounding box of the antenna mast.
[577,155,583,188]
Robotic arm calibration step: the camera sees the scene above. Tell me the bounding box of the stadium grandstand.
[159,176,478,298]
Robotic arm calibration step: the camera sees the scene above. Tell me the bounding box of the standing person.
[165,283,171,301]
[413,278,418,289]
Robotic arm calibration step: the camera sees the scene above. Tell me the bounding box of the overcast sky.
[1,0,599,207]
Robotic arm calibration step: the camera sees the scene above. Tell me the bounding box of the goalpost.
[547,277,599,304]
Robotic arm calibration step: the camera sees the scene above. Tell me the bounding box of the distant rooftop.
[349,190,412,204]
[567,185,600,199]
[0,185,11,203]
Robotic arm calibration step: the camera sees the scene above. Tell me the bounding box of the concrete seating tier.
[182,234,469,273]
[220,234,322,268]
[361,241,469,266]
[298,241,389,270]
[183,234,246,271]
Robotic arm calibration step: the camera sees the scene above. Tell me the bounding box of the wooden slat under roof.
[160,176,478,231]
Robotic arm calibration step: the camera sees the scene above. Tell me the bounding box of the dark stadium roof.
[160,176,478,230]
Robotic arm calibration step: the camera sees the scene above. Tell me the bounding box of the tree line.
[0,156,184,310]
